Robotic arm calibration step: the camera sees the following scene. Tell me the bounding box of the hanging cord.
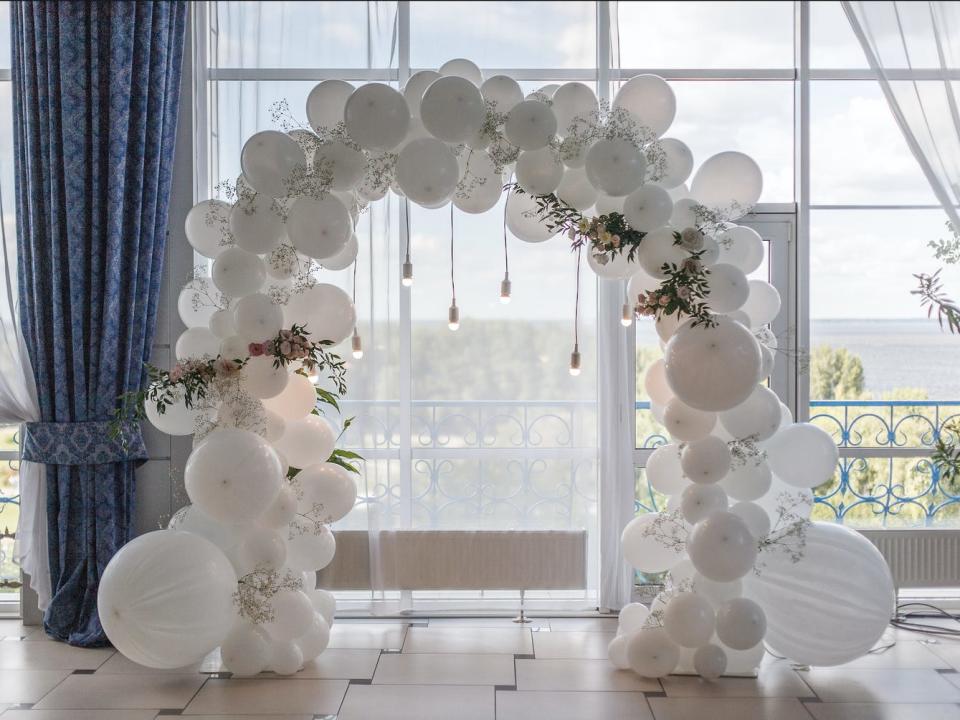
[449,204,456,304]
[503,208,510,278]
[574,245,582,346]
[404,199,412,265]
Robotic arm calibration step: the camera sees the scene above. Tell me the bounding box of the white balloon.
[286,195,352,261]
[646,443,686,495]
[286,523,336,572]
[242,356,287,400]
[505,189,557,243]
[515,148,564,196]
[168,504,238,557]
[694,643,727,681]
[555,167,598,211]
[220,622,271,676]
[628,267,661,302]
[344,83,409,151]
[297,616,332,661]
[145,390,203,436]
[504,100,557,151]
[185,428,284,524]
[644,359,674,406]
[744,523,894,666]
[657,138,694,188]
[608,634,632,669]
[741,280,782,328]
[220,335,248,360]
[185,199,231,258]
[704,263,749,314]
[627,627,680,678]
[621,512,687,573]
[664,317,762,412]
[260,485,298,529]
[720,456,773,502]
[664,592,715,648]
[284,283,356,344]
[306,79,354,130]
[310,588,337,624]
[265,587,315,642]
[322,233,359,271]
[234,293,283,342]
[618,603,651,635]
[241,131,304,198]
[587,248,636,280]
[263,372,317,420]
[688,511,757,583]
[313,140,366,191]
[421,75,486,144]
[396,137,459,206]
[551,82,598,134]
[175,327,220,361]
[719,385,781,441]
[636,227,687,279]
[693,573,742,608]
[269,637,304,675]
[681,483,728,525]
[613,74,676,137]
[715,597,767,652]
[403,70,441,117]
[274,414,336,470]
[765,423,838,489]
[295,462,358,524]
[691,152,763,214]
[212,247,266,298]
[585,139,645,197]
[454,151,504,214]
[439,57,483,85]
[623,185,673,232]
[480,75,524,112]
[681,436,731,484]
[594,193,625,215]
[98,531,235,669]
[730,501,771,539]
[230,193,284,255]
[237,526,287,574]
[716,226,764,274]
[700,236,721,265]
[663,397,716,442]
[670,197,700,229]
[754,477,814,524]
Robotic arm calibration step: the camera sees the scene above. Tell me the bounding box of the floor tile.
[337,684,494,720]
[661,663,815,698]
[33,673,207,709]
[0,711,159,720]
[328,623,407,650]
[496,690,654,720]
[515,658,661,693]
[0,669,71,704]
[0,620,40,639]
[373,652,515,686]
[833,639,951,670]
[427,617,550,630]
[533,631,616,659]
[924,640,960,671]
[297,649,382,679]
[183,678,347,716]
[172,716,313,720]
[802,667,960,703]
[648,697,815,720]
[96,652,205,674]
[547,617,620,632]
[0,641,114,670]
[804,702,960,720]
[402,627,533,655]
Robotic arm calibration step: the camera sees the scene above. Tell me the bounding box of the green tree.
[810,345,866,400]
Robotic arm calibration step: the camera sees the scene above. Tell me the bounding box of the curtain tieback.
[22,420,148,465]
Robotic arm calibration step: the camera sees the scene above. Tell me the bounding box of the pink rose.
[169,365,184,383]
[677,286,691,300]
[659,295,670,307]
[215,358,240,375]
[280,341,292,356]
[248,342,264,357]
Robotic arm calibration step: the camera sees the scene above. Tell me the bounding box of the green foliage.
[810,345,865,400]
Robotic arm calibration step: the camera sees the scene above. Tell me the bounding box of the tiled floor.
[0,616,959,719]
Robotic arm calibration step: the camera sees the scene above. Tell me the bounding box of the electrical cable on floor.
[890,601,960,640]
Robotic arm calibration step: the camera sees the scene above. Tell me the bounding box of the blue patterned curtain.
[11,1,187,646]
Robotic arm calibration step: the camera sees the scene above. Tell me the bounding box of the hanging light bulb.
[621,302,633,327]
[569,343,582,376]
[500,272,512,304]
[402,199,413,286]
[448,301,460,331]
[351,327,363,359]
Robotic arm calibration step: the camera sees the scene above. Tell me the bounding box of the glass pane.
[618,1,794,69]
[811,81,938,205]
[0,426,19,599]
[213,1,396,69]
[810,0,868,69]
[410,1,595,70]
[0,3,9,70]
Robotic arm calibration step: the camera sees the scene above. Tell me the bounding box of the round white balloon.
[585,139,645,197]
[765,423,838,489]
[505,100,557,151]
[185,200,231,259]
[613,74,676,137]
[396,137,459,207]
[286,195,352,261]
[306,79,354,130]
[284,283,356,345]
[690,152,763,214]
[688,510,757,583]
[421,75,486,144]
[344,83,410,151]
[241,131,305,198]
[212,247,266,299]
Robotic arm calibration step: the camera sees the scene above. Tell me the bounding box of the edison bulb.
[500,275,512,304]
[621,302,633,327]
[448,303,460,331]
[402,260,414,287]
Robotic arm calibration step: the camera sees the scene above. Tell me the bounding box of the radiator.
[860,529,960,589]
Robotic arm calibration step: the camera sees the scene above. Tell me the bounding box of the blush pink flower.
[248,342,264,357]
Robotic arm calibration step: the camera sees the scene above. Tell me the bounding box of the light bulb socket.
[621,302,633,327]
[448,301,460,331]
[569,344,581,376]
[351,328,363,359]
[500,274,512,303]
[402,260,414,286]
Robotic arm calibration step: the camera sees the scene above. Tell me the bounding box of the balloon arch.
[99,58,894,680]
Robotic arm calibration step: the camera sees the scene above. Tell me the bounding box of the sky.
[120,2,960,321]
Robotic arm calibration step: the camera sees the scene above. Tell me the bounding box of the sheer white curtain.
[843,1,960,226]
[0,177,49,609]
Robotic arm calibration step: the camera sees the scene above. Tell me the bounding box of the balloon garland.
[99,57,894,680]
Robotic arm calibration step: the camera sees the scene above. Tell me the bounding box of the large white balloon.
[741,280,782,328]
[243,356,289,400]
[344,83,409,151]
[439,57,483,85]
[420,75,486,144]
[664,317,762,412]
[657,138,694,189]
[613,74,676,137]
[284,283,356,344]
[555,167,598,211]
[716,226,764,274]
[287,523,336,572]
[515,148,564,196]
[265,588,315,642]
[480,75,524,113]
[704,263,749,314]
[295,462,358,524]
[240,131,304,198]
[236,526,287,574]
[645,443,686,495]
[184,428,284,524]
[643,359,674,406]
[306,79,354,130]
[627,627,680,678]
[745,523,894,666]
[663,592,715,648]
[220,622,271,676]
[229,193,285,255]
[313,140,366,191]
[234,293,283,341]
[687,510,757,583]
[454,151,504,214]
[274,414,336,469]
[693,644,727,681]
[212,247,266,299]
[185,200,231,259]
[551,82,598,134]
[396,137,459,207]
[585,139,645,197]
[621,511,687,573]
[720,456,773,502]
[262,372,317,420]
[286,195,352,261]
[681,483,728,525]
[403,70,442,117]
[719,385,781,441]
[505,100,557,150]
[297,615,332,661]
[98,531,235,669]
[587,248,637,280]
[505,189,557,243]
[681,436,731,484]
[321,233,359,271]
[663,398,716,442]
[145,390,204,436]
[765,423,838,489]
[175,327,220,361]
[636,227,687,279]
[618,602,651,635]
[623,185,673,232]
[691,152,763,213]
[715,597,766,651]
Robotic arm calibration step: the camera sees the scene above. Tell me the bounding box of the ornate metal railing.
[0,426,21,592]
[635,400,960,527]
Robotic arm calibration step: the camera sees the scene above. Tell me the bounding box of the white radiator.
[860,529,960,589]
